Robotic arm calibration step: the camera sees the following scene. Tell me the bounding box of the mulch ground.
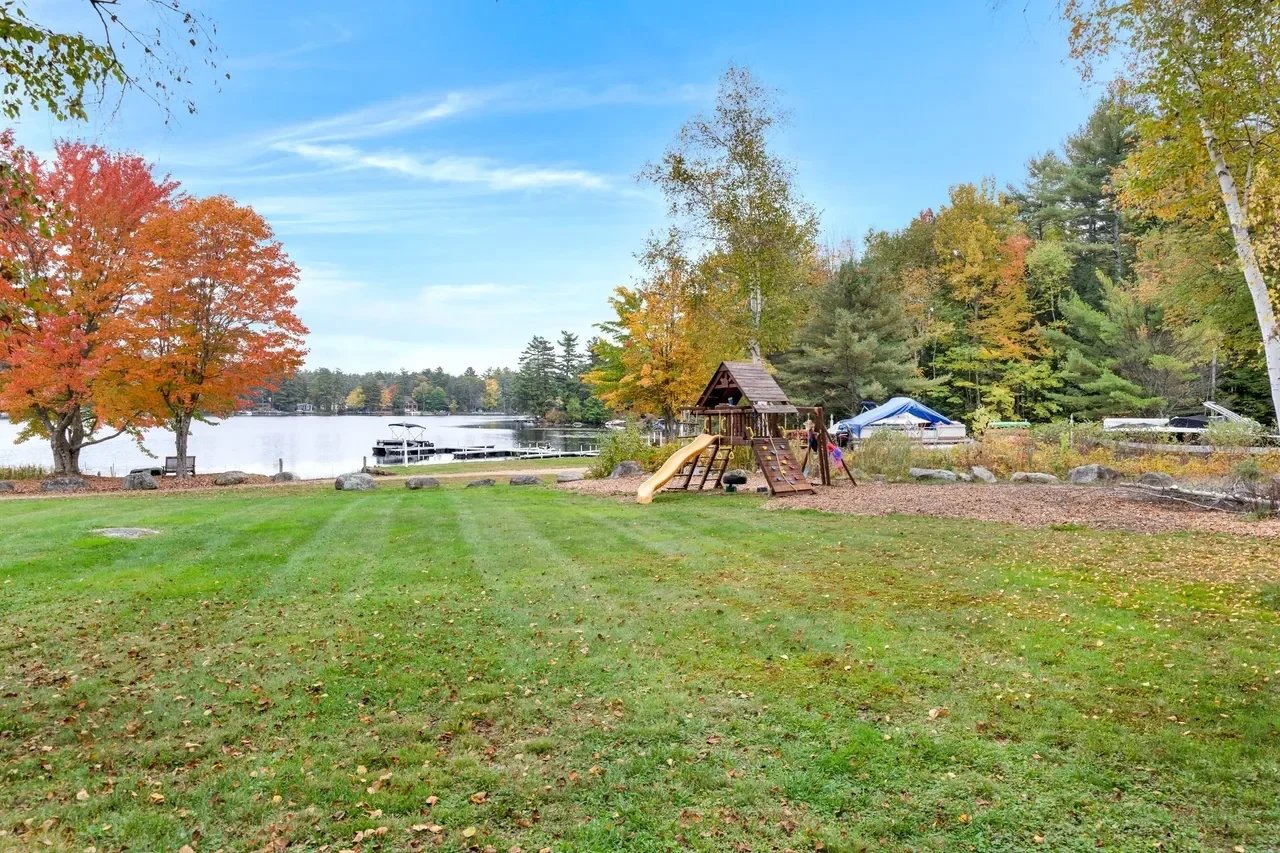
[0,467,591,499]
[560,475,1280,538]
[0,473,274,496]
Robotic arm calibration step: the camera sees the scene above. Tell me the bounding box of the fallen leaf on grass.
[470,791,488,804]
[75,789,89,801]
[463,826,477,838]
[928,707,949,720]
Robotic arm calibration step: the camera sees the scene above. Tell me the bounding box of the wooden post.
[278,458,283,474]
[815,406,831,486]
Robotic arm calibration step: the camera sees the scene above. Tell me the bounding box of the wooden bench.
[163,456,195,476]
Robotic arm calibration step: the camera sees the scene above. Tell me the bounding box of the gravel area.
[561,476,1280,538]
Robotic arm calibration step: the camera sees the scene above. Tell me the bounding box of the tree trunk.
[1200,119,1280,428]
[48,411,83,475]
[748,279,763,363]
[1112,208,1123,281]
[173,411,192,479]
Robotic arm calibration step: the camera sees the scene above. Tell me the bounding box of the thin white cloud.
[276,142,609,191]
[268,90,490,145]
[263,78,707,146]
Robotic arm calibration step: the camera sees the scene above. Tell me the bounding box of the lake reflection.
[0,415,605,479]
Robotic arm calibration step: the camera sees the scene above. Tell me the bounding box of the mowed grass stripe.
[0,485,1277,851]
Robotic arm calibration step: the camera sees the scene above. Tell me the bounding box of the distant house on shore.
[296,402,315,414]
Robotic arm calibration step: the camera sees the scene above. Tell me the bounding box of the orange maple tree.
[130,195,307,476]
[0,137,177,474]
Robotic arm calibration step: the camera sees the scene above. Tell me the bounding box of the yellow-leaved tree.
[1066,0,1280,426]
[585,235,736,426]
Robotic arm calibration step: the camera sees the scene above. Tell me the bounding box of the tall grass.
[0,464,49,481]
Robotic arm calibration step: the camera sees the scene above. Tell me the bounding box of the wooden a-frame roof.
[694,361,797,413]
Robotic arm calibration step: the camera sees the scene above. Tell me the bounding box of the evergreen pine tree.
[776,259,920,416]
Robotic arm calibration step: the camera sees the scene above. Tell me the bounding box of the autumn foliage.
[0,137,306,474]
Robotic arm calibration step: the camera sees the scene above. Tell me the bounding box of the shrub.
[587,423,656,478]
[1232,456,1263,484]
[851,431,918,479]
[1204,419,1269,449]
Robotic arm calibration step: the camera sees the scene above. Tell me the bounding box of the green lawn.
[1,485,1277,852]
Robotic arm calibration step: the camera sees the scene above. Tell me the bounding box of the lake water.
[0,415,606,479]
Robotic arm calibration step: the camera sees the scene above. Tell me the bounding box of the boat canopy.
[834,397,955,437]
[388,422,425,429]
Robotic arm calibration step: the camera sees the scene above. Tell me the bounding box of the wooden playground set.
[636,361,857,504]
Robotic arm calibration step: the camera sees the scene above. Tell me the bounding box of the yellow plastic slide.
[636,433,719,505]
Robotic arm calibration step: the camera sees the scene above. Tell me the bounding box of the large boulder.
[556,472,582,483]
[609,461,644,478]
[405,476,441,490]
[213,470,251,486]
[41,476,86,493]
[335,472,376,491]
[1139,471,1176,488]
[1010,471,1059,485]
[909,467,958,482]
[466,478,496,488]
[1068,464,1122,485]
[0,481,15,493]
[122,471,158,491]
[723,469,750,486]
[271,471,300,483]
[509,475,542,486]
[970,466,998,484]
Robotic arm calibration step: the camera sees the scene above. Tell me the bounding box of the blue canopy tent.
[834,397,956,438]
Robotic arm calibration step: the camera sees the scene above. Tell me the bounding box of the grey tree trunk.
[1200,119,1280,428]
[48,412,84,475]
[748,280,763,363]
[173,411,193,479]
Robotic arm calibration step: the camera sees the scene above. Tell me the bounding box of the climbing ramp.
[751,437,814,496]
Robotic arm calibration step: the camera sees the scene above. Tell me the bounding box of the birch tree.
[641,66,819,362]
[1065,0,1280,427]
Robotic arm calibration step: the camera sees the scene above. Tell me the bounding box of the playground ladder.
[751,437,815,496]
[671,438,731,491]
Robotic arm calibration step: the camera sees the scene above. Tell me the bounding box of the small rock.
[41,476,86,493]
[1068,464,1122,485]
[0,481,15,493]
[955,471,973,483]
[723,469,749,486]
[335,472,376,491]
[509,475,541,486]
[1010,471,1059,484]
[556,472,582,483]
[122,471,157,491]
[94,527,161,539]
[970,466,998,484]
[909,467,957,482]
[609,461,644,478]
[405,476,441,490]
[271,471,300,483]
[466,478,496,488]
[213,470,251,486]
[1138,471,1176,488]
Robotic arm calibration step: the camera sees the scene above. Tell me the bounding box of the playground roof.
[834,397,955,437]
[694,361,797,413]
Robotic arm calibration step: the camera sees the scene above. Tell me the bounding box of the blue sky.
[15,0,1106,373]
